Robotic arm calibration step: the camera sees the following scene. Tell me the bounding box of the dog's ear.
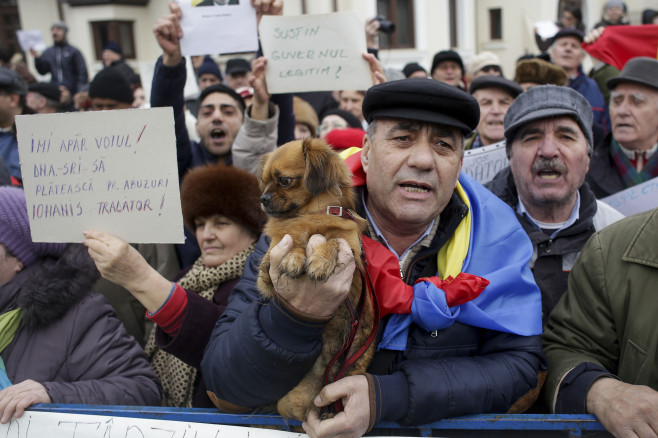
[302,138,352,196]
[257,152,272,189]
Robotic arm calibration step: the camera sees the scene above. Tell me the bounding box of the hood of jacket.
[0,243,99,330]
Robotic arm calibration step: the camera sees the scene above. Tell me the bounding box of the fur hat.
[89,68,134,104]
[180,164,266,237]
[514,58,568,87]
[0,187,66,267]
[293,96,319,137]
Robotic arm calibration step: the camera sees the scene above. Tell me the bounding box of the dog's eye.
[277,176,294,187]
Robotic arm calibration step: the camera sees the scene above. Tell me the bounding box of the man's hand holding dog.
[269,234,355,319]
[303,375,371,438]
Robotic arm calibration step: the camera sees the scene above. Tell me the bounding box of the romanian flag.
[583,25,658,70]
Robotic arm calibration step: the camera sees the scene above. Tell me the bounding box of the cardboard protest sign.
[601,176,658,217]
[15,108,184,244]
[462,141,509,184]
[177,0,259,56]
[259,12,372,93]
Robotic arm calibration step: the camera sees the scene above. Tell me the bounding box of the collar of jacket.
[0,244,99,330]
[488,166,597,247]
[623,208,658,268]
[355,186,468,284]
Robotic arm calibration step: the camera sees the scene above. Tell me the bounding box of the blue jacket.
[34,42,88,95]
[201,173,546,426]
[0,130,20,179]
[569,69,610,133]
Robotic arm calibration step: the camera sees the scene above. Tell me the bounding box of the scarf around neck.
[611,138,658,187]
[145,244,254,407]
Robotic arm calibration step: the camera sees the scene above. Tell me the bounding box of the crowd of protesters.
[1,0,658,436]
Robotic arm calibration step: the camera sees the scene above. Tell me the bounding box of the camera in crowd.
[374,15,396,34]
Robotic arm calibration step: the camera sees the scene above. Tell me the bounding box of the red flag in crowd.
[583,25,658,70]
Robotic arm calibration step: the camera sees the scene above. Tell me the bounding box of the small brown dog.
[257,138,376,421]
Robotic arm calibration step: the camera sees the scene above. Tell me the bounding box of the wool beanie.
[197,56,223,82]
[0,187,66,267]
[180,164,266,237]
[89,68,134,104]
[103,41,122,56]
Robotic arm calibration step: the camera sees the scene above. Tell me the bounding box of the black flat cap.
[29,82,61,102]
[607,57,658,91]
[225,58,251,75]
[0,68,27,96]
[362,78,480,135]
[469,75,523,98]
[551,28,585,43]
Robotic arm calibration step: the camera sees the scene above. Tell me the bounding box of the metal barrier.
[31,405,609,437]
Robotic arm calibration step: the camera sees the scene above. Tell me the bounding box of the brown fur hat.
[293,96,319,137]
[180,163,266,237]
[514,59,568,87]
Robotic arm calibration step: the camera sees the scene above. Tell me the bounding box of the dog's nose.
[260,193,272,207]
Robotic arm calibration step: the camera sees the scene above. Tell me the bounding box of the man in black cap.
[586,57,658,198]
[26,82,61,114]
[430,49,464,89]
[0,67,30,182]
[466,75,522,149]
[88,68,135,111]
[202,78,546,436]
[30,21,88,107]
[224,58,252,91]
[549,28,608,131]
[487,85,623,324]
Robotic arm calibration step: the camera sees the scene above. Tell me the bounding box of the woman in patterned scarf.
[84,163,266,407]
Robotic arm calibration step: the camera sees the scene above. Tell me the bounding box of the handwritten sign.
[15,108,184,244]
[601,176,658,217]
[259,12,372,93]
[0,411,304,437]
[462,141,509,184]
[15,29,46,52]
[177,0,258,56]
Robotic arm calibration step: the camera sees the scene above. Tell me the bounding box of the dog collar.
[325,206,358,222]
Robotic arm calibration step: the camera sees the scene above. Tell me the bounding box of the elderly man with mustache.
[487,85,623,323]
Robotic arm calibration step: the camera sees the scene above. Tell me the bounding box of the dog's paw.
[279,247,307,278]
[306,239,340,282]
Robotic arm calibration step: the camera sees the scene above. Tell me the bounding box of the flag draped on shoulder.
[341,148,543,351]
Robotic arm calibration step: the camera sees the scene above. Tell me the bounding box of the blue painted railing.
[30,405,609,437]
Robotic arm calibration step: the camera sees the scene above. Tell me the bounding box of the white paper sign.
[15,29,46,52]
[0,411,305,437]
[178,0,258,56]
[15,108,184,244]
[535,21,560,40]
[462,141,509,184]
[259,12,372,93]
[601,176,658,217]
